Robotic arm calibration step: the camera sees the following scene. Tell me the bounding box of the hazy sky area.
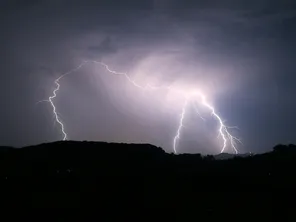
[0,0,295,154]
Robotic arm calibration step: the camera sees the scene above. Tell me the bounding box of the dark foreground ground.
[0,141,295,220]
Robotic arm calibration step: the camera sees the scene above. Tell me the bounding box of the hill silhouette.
[0,141,295,220]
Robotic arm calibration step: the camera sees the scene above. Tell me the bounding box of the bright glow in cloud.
[41,60,241,154]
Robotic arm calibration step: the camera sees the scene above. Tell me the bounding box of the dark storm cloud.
[87,37,118,59]
[1,0,296,154]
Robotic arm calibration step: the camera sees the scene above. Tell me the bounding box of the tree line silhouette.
[0,141,295,219]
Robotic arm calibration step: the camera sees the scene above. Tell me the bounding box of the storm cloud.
[1,0,295,153]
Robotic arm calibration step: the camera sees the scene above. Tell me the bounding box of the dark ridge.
[214,152,254,160]
[0,146,14,152]
[0,141,295,219]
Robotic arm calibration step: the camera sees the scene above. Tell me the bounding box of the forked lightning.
[41,60,241,154]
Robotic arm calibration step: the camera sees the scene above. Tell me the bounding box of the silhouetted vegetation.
[0,141,295,219]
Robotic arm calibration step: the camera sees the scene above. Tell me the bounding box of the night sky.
[1,0,295,154]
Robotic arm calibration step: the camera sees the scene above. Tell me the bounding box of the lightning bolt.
[47,62,88,140]
[173,98,188,154]
[91,61,157,90]
[41,60,241,154]
[197,92,240,154]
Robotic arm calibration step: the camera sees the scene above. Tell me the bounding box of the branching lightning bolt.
[47,62,88,140]
[41,60,241,154]
[197,92,240,154]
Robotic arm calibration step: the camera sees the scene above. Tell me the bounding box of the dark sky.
[1,0,295,154]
